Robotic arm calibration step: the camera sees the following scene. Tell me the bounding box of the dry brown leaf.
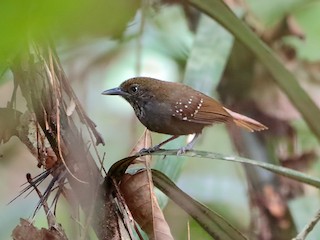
[120,171,174,240]
[12,218,67,240]
[129,128,152,164]
[260,15,305,44]
[0,108,21,144]
[262,185,290,229]
[263,185,286,218]
[118,128,174,239]
[286,15,305,40]
[278,151,317,199]
[252,62,320,121]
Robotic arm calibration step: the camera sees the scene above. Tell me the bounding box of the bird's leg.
[177,133,200,155]
[156,135,179,148]
[140,135,179,153]
[139,134,200,154]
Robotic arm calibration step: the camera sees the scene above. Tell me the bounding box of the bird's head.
[102,77,159,104]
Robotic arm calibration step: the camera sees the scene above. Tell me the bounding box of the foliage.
[1,0,320,239]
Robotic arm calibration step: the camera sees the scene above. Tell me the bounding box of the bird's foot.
[177,146,191,155]
[177,147,186,155]
[177,142,194,155]
[139,144,161,154]
[139,143,192,155]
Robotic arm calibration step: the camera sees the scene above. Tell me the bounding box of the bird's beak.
[102,87,126,96]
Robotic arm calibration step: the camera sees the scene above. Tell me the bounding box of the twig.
[293,209,320,240]
[26,173,56,228]
[111,177,140,240]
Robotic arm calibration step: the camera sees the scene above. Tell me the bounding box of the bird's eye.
[129,85,139,93]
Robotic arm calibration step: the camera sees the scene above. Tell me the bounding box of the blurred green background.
[1,0,320,239]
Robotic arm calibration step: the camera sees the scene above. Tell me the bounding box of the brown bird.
[102,77,267,153]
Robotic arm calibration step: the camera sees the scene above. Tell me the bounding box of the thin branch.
[293,209,320,240]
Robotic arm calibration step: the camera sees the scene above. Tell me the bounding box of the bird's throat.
[131,101,145,119]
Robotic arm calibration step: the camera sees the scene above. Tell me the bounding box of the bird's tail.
[223,107,268,132]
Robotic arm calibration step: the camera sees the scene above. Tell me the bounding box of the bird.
[102,77,267,153]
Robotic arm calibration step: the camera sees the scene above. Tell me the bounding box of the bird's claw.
[139,145,191,155]
[177,147,188,155]
[139,145,160,154]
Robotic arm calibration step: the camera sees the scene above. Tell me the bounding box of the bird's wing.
[171,92,232,125]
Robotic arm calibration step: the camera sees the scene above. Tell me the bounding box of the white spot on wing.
[172,97,205,120]
[191,98,204,117]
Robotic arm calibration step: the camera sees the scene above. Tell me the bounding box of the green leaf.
[0,0,139,63]
[184,13,237,96]
[150,138,187,208]
[148,149,320,189]
[152,169,248,240]
[188,0,320,142]
[108,149,320,238]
